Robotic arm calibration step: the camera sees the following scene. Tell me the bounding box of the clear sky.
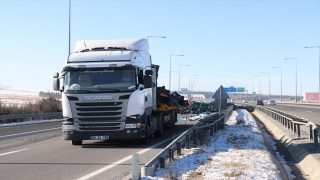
[1,0,319,96]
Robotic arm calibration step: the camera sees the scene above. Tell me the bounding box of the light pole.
[261,72,270,100]
[285,58,297,102]
[253,76,260,100]
[190,77,198,100]
[169,54,184,91]
[305,46,320,103]
[251,78,254,101]
[246,78,251,101]
[272,66,282,102]
[171,71,179,91]
[189,75,197,100]
[178,64,190,92]
[147,36,166,39]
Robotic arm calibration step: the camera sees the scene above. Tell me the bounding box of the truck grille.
[71,101,126,131]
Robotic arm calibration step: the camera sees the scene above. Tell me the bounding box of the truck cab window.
[64,69,137,93]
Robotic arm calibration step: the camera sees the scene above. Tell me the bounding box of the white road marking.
[0,149,28,156]
[77,136,178,180]
[0,128,60,138]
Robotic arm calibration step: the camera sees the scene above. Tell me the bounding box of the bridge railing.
[140,105,234,178]
[255,106,319,146]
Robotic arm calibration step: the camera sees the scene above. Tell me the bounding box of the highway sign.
[237,87,245,92]
[224,88,236,92]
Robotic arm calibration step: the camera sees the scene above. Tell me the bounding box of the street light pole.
[272,66,282,102]
[305,46,320,103]
[170,71,179,91]
[189,75,197,100]
[253,76,260,100]
[190,77,198,100]
[251,78,254,101]
[261,72,270,100]
[169,54,184,91]
[285,58,297,102]
[246,78,251,101]
[178,64,190,92]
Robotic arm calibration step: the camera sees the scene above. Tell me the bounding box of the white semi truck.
[53,38,185,145]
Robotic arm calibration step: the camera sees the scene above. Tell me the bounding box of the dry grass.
[0,96,62,123]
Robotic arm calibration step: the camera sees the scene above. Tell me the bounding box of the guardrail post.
[193,128,197,145]
[297,124,301,138]
[169,148,174,161]
[313,128,319,146]
[177,142,181,156]
[309,125,314,141]
[284,118,287,128]
[287,119,291,130]
[186,135,190,149]
[214,123,217,133]
[210,125,213,135]
[132,153,139,180]
[293,123,297,135]
[221,120,225,129]
[159,157,165,168]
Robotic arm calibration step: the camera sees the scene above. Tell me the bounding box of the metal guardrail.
[0,112,63,124]
[140,106,234,178]
[255,106,319,146]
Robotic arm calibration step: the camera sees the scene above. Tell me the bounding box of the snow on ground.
[0,86,45,105]
[142,109,295,180]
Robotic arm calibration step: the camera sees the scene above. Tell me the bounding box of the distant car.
[268,100,276,105]
[242,100,248,103]
[256,100,264,105]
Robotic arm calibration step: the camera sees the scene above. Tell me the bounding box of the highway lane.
[237,101,320,124]
[0,120,197,180]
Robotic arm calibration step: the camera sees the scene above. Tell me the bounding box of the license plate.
[90,136,109,140]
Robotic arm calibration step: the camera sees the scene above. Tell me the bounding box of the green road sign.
[253,92,256,95]
[237,87,245,92]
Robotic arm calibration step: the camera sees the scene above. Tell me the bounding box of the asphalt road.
[0,120,197,180]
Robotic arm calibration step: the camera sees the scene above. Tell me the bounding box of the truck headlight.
[125,123,141,129]
[62,125,74,130]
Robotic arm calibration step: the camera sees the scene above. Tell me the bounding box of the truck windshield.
[63,68,137,93]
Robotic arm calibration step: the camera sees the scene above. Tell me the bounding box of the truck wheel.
[140,124,149,144]
[72,140,82,145]
[155,113,164,137]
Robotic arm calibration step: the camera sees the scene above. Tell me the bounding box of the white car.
[268,100,276,105]
[242,100,248,103]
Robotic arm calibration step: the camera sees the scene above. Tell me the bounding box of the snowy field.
[0,86,43,105]
[143,109,295,180]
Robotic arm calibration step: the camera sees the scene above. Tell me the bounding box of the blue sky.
[0,0,319,96]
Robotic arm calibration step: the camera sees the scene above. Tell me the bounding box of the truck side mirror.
[144,76,152,88]
[53,78,60,91]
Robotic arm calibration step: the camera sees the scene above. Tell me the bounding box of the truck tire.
[72,140,82,145]
[140,123,149,144]
[155,113,164,137]
[168,111,175,129]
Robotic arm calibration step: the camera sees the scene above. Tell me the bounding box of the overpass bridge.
[173,90,302,102]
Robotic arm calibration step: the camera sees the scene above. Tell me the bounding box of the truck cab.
[53,39,156,145]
